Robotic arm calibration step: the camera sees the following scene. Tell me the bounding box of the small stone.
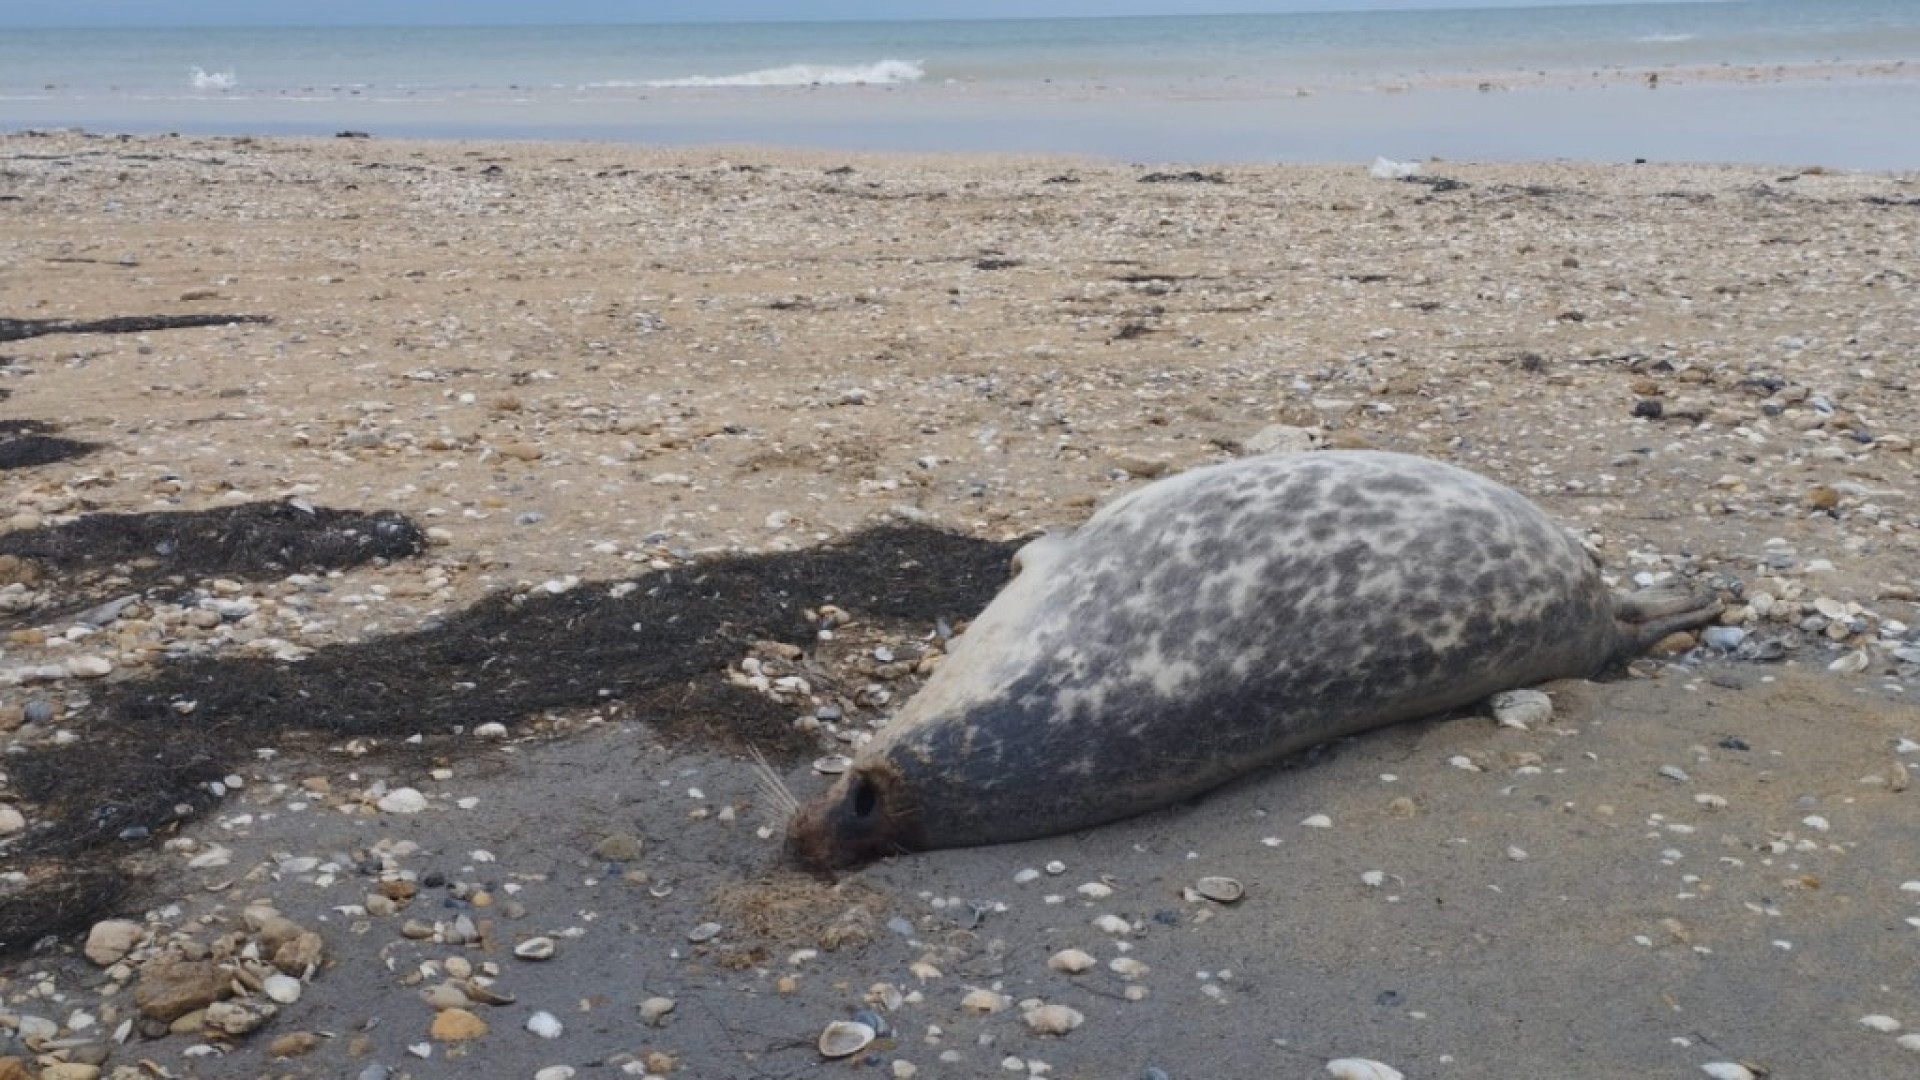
[262,972,303,1004]
[430,1007,489,1041]
[1489,689,1552,729]
[270,1031,321,1058]
[639,996,676,1027]
[272,930,325,975]
[0,804,25,836]
[592,832,643,861]
[1048,949,1096,974]
[205,999,276,1036]
[36,1065,100,1080]
[66,655,113,679]
[84,919,143,966]
[526,1010,563,1039]
[961,988,1011,1014]
[1022,1003,1084,1036]
[377,787,429,814]
[534,1068,576,1080]
[422,983,471,1012]
[135,959,226,1022]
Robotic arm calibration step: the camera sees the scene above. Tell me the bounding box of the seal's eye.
[852,777,878,818]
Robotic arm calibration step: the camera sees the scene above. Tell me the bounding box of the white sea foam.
[189,66,237,90]
[639,59,924,89]
[1635,33,1698,45]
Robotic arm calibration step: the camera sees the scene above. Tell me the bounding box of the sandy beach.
[3,131,1919,1078]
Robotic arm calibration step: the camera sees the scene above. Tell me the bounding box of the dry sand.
[2,131,1919,1078]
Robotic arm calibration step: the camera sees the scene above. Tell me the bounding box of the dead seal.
[787,450,1720,872]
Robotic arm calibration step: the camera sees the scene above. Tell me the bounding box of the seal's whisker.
[748,745,800,822]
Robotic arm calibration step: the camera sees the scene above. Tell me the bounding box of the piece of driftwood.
[0,313,270,343]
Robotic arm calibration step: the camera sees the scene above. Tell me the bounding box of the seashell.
[1327,1060,1404,1080]
[513,936,556,961]
[1194,876,1245,904]
[460,979,516,1006]
[526,1010,564,1039]
[1699,1064,1757,1080]
[534,1068,576,1080]
[813,755,852,775]
[639,996,676,1026]
[1022,1003,1084,1036]
[1489,688,1552,729]
[960,988,1010,1014]
[1858,1014,1901,1032]
[818,1020,876,1058]
[1048,948,1096,974]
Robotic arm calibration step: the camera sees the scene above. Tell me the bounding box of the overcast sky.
[2,1,1647,29]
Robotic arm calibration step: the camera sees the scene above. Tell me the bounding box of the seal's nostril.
[852,777,877,818]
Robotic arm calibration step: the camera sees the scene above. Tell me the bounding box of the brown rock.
[272,930,325,975]
[430,1007,489,1041]
[135,959,227,1022]
[0,1058,33,1080]
[84,919,144,966]
[270,1031,321,1058]
[1806,484,1841,511]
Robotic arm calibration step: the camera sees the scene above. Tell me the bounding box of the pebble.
[534,1068,576,1080]
[526,1010,564,1038]
[0,804,24,836]
[83,919,142,965]
[961,988,1011,1013]
[429,1007,489,1041]
[376,787,429,814]
[639,996,676,1026]
[1048,948,1097,973]
[1022,1003,1085,1036]
[1489,688,1552,729]
[261,972,304,1004]
[1699,1065,1757,1080]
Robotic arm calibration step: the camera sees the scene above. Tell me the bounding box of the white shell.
[1047,949,1096,974]
[526,1011,564,1039]
[1859,1014,1901,1032]
[813,755,852,775]
[818,1020,877,1058]
[513,936,556,960]
[1490,688,1552,729]
[261,973,303,1004]
[1326,1059,1405,1080]
[1699,1064,1757,1080]
[639,996,676,1027]
[1194,876,1245,903]
[1022,1003,1084,1036]
[960,988,1010,1013]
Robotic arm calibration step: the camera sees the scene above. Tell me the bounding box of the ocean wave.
[639,59,924,89]
[189,66,236,90]
[1635,33,1698,45]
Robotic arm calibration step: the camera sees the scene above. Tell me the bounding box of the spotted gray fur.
[788,450,1718,872]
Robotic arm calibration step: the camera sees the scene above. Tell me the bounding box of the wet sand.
[2,132,1919,1078]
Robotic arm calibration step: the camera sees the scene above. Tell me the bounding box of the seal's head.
[786,759,927,875]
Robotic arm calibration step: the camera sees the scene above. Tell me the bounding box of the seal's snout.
[785,765,924,875]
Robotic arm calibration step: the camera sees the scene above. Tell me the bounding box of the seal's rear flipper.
[1613,583,1723,657]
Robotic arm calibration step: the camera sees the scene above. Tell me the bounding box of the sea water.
[1,0,1916,167]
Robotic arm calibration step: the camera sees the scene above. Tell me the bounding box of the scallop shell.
[1489,688,1553,729]
[813,755,852,775]
[818,1020,876,1058]
[1194,876,1245,903]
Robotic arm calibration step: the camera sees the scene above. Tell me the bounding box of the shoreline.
[5,59,1920,170]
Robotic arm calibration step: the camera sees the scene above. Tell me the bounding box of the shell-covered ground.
[1,133,1918,1078]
